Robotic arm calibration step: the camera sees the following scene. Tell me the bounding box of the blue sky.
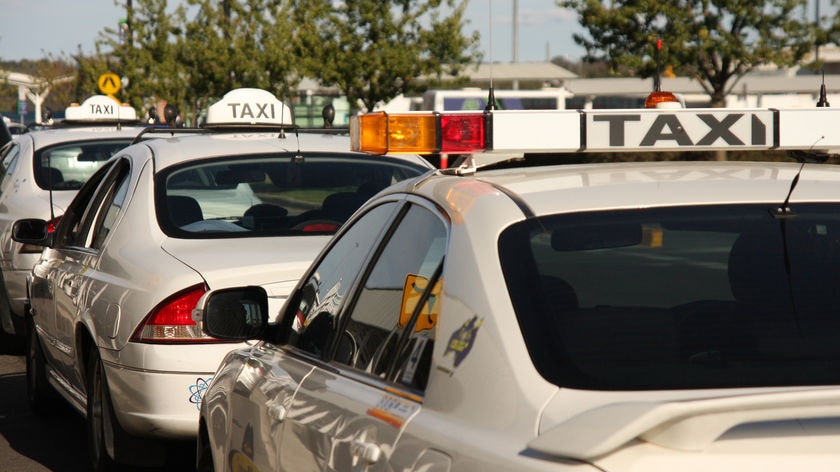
[0,0,585,63]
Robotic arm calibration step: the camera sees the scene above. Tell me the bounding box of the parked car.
[12,88,433,470]
[0,116,12,147]
[0,96,142,342]
[196,101,840,471]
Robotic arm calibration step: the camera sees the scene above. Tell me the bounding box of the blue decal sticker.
[189,377,213,410]
[444,315,482,367]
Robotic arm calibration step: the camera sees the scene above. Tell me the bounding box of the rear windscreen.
[35,139,131,190]
[500,204,840,390]
[158,152,428,238]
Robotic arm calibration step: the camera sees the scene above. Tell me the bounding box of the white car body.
[18,88,433,470]
[0,122,143,337]
[196,104,840,471]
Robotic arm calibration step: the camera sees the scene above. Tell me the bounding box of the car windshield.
[35,139,132,191]
[500,203,840,390]
[158,152,428,237]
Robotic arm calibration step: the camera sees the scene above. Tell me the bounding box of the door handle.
[350,439,381,464]
[266,399,286,422]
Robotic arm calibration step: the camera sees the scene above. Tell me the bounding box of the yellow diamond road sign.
[98,73,121,96]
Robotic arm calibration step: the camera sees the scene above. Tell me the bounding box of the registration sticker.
[367,394,420,429]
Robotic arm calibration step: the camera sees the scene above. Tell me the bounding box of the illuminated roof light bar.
[355,107,840,158]
[440,114,486,153]
[351,111,487,155]
[385,113,438,154]
[645,91,682,109]
[351,112,389,154]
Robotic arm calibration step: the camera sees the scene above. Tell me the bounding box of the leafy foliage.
[79,0,478,120]
[557,0,815,106]
[289,0,480,112]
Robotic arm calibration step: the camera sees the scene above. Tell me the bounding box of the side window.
[0,142,20,191]
[340,203,447,392]
[89,163,131,249]
[54,160,122,248]
[283,201,399,358]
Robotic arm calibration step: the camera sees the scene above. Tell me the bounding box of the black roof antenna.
[790,75,832,163]
[654,38,662,93]
[817,69,830,107]
[484,0,496,112]
[279,95,288,139]
[47,152,55,223]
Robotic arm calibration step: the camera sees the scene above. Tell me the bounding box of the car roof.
[481,160,835,213]
[22,125,145,148]
[399,160,840,225]
[141,131,432,171]
[353,96,840,219]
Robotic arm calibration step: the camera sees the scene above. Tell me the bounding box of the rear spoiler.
[529,388,840,460]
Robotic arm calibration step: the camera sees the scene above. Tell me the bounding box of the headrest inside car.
[551,223,643,251]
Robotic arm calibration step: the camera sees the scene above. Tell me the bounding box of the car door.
[0,140,23,263]
[209,343,315,472]
[278,198,448,471]
[42,158,130,389]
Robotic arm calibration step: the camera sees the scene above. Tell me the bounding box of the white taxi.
[196,99,840,471]
[0,96,141,342]
[12,88,433,470]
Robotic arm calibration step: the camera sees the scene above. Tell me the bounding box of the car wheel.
[196,426,216,472]
[25,320,59,415]
[86,348,118,471]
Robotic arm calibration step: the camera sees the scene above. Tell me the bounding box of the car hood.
[534,386,840,470]
[161,235,330,313]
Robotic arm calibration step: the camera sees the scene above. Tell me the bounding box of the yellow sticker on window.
[400,274,442,333]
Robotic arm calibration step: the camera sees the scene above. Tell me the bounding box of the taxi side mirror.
[12,218,52,248]
[195,286,269,340]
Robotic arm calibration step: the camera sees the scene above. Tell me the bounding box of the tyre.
[86,347,167,470]
[196,426,216,472]
[0,327,25,355]
[25,320,60,415]
[86,348,118,471]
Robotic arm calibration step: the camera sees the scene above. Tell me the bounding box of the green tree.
[557,0,815,107]
[98,0,189,120]
[290,0,480,112]
[179,0,302,121]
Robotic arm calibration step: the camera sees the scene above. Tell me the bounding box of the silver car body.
[22,88,433,468]
[198,104,840,471]
[0,105,142,337]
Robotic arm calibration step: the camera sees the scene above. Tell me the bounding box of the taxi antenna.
[279,96,287,139]
[653,38,662,92]
[817,69,830,107]
[293,127,303,163]
[47,153,56,222]
[485,0,496,112]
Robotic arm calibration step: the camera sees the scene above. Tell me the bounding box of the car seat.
[167,195,204,227]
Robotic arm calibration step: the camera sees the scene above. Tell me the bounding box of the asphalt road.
[0,341,195,471]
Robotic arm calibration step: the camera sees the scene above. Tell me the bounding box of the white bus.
[422,88,570,112]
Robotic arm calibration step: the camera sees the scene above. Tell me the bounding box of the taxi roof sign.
[64,95,138,122]
[351,107,840,157]
[205,88,293,128]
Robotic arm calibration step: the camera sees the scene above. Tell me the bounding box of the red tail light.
[131,284,217,343]
[300,222,340,232]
